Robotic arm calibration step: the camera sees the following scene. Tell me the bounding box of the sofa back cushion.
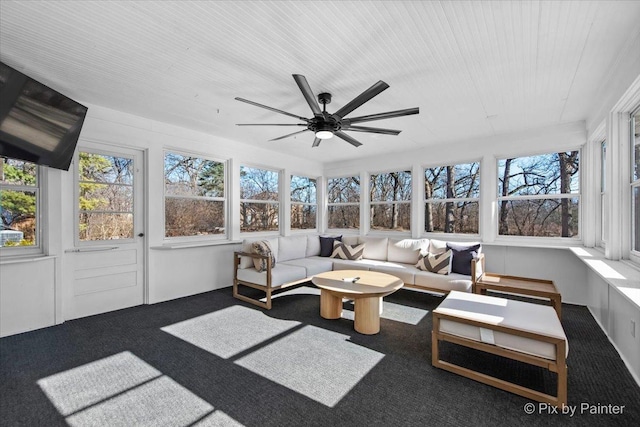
[357,236,388,260]
[341,235,359,246]
[240,237,279,269]
[428,239,448,255]
[278,235,308,262]
[388,238,429,264]
[306,234,321,257]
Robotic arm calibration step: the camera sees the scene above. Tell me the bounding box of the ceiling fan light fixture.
[315,130,334,139]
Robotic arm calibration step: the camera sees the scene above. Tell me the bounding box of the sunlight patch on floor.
[161,305,300,359]
[235,325,384,407]
[38,351,242,426]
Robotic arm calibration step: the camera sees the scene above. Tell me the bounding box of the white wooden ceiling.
[1,1,639,163]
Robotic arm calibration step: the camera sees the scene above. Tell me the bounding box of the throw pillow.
[251,240,276,273]
[416,250,452,275]
[446,243,481,275]
[319,235,342,257]
[330,241,365,260]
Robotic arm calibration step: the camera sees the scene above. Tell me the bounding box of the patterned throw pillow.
[415,250,452,275]
[251,240,276,272]
[330,241,365,260]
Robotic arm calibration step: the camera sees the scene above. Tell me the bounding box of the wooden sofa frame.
[432,310,567,407]
[233,250,485,310]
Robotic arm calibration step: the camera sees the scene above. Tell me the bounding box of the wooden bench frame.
[233,251,310,310]
[432,311,567,407]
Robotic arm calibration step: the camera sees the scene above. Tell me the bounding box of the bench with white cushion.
[432,291,568,407]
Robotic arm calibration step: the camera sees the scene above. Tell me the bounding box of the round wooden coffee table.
[312,270,404,334]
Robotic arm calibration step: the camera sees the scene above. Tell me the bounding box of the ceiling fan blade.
[293,74,322,116]
[312,137,321,147]
[236,123,307,126]
[235,97,309,121]
[341,125,401,135]
[345,107,420,124]
[334,131,363,147]
[333,80,389,119]
[269,129,310,142]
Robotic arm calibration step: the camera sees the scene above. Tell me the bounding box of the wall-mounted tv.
[0,61,87,171]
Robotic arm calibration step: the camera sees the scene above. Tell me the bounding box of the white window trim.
[327,175,361,232]
[239,164,281,235]
[630,105,640,264]
[495,150,582,241]
[290,174,318,231]
[423,161,481,237]
[0,159,43,257]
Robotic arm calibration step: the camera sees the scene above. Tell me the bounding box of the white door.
[69,145,145,319]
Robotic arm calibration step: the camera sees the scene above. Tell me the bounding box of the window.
[424,162,480,234]
[290,175,316,230]
[79,151,134,241]
[327,176,360,229]
[369,171,411,232]
[600,140,608,246]
[240,165,279,232]
[631,108,640,253]
[164,152,226,238]
[0,157,38,249]
[497,151,580,238]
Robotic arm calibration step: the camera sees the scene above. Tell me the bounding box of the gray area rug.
[1,285,638,426]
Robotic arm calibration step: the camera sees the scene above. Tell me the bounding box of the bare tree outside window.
[370,171,411,231]
[497,151,580,238]
[291,175,316,230]
[240,166,279,232]
[164,152,226,238]
[79,152,135,241]
[0,157,38,247]
[327,176,360,229]
[425,162,480,234]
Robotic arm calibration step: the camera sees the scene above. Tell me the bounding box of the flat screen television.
[0,61,88,171]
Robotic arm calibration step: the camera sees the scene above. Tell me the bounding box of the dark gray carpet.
[1,285,638,426]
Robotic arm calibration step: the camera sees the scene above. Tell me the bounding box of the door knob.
[138,233,144,237]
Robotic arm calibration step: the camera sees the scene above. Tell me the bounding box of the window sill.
[151,240,241,250]
[0,254,57,265]
[569,247,640,310]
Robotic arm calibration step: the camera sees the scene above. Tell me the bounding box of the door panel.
[69,145,145,319]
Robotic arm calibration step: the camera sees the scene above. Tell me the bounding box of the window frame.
[423,160,481,237]
[239,164,281,235]
[599,139,608,248]
[163,149,228,242]
[326,174,361,231]
[630,105,640,262]
[368,168,412,233]
[0,157,42,256]
[290,174,318,231]
[495,149,582,241]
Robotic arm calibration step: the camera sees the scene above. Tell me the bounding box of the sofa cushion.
[306,235,321,257]
[236,264,307,287]
[414,271,473,293]
[331,258,374,271]
[240,237,279,269]
[252,240,276,272]
[428,239,448,255]
[388,238,428,264]
[447,243,481,275]
[416,250,452,275]
[331,242,365,260]
[357,236,388,260]
[281,257,333,276]
[341,235,359,245]
[319,235,342,257]
[278,235,308,262]
[368,262,416,285]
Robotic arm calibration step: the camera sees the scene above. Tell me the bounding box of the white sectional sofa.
[233,234,485,309]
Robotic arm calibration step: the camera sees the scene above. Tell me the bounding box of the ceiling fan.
[235,74,419,147]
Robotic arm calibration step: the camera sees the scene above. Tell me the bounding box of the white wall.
[0,104,323,337]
